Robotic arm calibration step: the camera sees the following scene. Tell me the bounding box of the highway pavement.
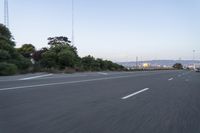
[0,70,200,133]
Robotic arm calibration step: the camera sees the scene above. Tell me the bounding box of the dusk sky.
[0,0,200,62]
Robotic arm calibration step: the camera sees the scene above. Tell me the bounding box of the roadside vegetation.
[173,63,183,70]
[0,24,125,75]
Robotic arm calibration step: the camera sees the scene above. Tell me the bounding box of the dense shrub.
[0,24,33,75]
[17,44,35,58]
[17,57,32,70]
[81,56,124,71]
[0,62,18,76]
[173,63,183,69]
[9,56,32,70]
[40,51,57,68]
[58,50,76,68]
[0,49,11,61]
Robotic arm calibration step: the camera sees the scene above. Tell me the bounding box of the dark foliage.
[173,63,183,69]
[0,24,124,75]
[0,62,18,76]
[0,24,32,75]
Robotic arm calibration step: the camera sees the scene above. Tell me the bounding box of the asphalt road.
[0,70,200,133]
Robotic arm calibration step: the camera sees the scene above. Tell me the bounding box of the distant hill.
[118,60,200,67]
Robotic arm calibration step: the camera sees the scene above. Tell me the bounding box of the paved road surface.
[0,70,200,133]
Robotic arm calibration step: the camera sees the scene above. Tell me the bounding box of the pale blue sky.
[0,0,200,61]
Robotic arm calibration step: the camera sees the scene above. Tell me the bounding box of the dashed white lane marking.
[0,71,180,91]
[97,72,108,75]
[121,88,150,100]
[18,74,53,81]
[168,78,174,81]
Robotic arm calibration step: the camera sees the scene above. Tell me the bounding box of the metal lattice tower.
[4,0,9,27]
[71,0,74,45]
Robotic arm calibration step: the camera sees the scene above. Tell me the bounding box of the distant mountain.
[118,60,200,67]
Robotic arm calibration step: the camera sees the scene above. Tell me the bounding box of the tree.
[81,55,96,70]
[0,24,15,52]
[17,44,35,58]
[80,55,125,71]
[0,24,14,44]
[32,47,48,62]
[0,23,32,75]
[48,36,71,46]
[0,62,18,76]
[40,51,57,68]
[48,36,78,56]
[58,49,76,68]
[173,63,183,69]
[39,36,80,69]
[0,49,11,61]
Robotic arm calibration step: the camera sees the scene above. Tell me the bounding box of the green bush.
[9,56,32,70]
[41,51,57,68]
[173,63,183,70]
[18,57,32,70]
[58,50,76,68]
[0,62,18,76]
[0,49,11,61]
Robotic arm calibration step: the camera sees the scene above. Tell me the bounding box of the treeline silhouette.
[0,24,125,75]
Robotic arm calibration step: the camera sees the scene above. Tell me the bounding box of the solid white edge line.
[37,74,88,80]
[18,74,53,80]
[0,75,141,91]
[121,88,150,100]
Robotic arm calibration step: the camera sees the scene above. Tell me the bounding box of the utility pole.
[193,50,196,60]
[136,56,138,69]
[4,0,9,28]
[193,50,196,69]
[179,57,182,61]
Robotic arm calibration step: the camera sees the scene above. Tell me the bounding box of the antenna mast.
[4,0,9,27]
[71,0,75,45]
